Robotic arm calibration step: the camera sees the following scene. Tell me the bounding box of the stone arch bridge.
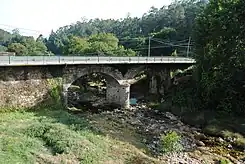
[0,56,195,109]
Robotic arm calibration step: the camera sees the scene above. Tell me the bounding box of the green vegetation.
[0,0,206,56]
[203,119,245,150]
[194,0,245,115]
[62,33,136,56]
[1,30,49,56]
[0,109,159,164]
[47,78,63,107]
[219,159,231,164]
[160,131,183,154]
[166,0,245,121]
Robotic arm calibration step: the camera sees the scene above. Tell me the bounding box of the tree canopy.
[0,0,206,56]
[194,0,245,114]
[0,29,49,56]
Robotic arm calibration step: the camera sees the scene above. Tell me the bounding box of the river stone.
[217,137,225,143]
[227,144,233,149]
[165,112,178,121]
[196,140,205,147]
[194,132,207,141]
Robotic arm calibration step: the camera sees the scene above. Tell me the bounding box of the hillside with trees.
[0,29,49,55]
[0,0,206,56]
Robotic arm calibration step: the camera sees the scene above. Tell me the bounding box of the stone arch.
[124,66,146,79]
[123,66,147,84]
[63,65,124,91]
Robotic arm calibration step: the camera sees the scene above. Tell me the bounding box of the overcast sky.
[0,0,172,37]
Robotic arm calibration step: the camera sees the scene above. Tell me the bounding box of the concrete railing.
[0,56,196,66]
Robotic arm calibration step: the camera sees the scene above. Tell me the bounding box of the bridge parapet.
[0,56,195,66]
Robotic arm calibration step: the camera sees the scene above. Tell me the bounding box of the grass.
[0,108,161,164]
[203,118,245,150]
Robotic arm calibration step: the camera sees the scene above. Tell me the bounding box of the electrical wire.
[0,27,41,36]
[151,38,193,47]
[0,24,45,33]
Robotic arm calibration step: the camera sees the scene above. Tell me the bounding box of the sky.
[0,0,171,37]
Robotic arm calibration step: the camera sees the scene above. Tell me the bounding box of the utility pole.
[148,36,151,57]
[187,37,191,57]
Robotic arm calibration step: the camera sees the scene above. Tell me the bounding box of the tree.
[46,30,64,54]
[0,29,11,45]
[194,0,245,114]
[60,33,135,56]
[88,33,119,49]
[34,41,48,55]
[7,43,27,55]
[0,45,7,52]
[64,36,89,55]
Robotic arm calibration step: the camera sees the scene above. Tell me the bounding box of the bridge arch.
[63,65,124,91]
[62,65,126,107]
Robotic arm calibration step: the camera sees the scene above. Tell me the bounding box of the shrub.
[160,131,183,154]
[219,159,230,164]
[25,123,87,154]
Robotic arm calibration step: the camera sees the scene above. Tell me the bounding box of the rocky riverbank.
[82,104,245,164]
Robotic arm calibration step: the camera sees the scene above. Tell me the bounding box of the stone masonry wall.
[0,80,50,109]
[0,66,57,109]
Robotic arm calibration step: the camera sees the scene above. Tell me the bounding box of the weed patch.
[160,131,183,154]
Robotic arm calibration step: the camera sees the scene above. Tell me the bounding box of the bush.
[25,123,89,154]
[160,131,183,154]
[219,159,231,164]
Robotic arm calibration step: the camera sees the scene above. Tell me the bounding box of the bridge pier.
[158,68,172,95]
[148,68,172,95]
[106,83,130,109]
[149,76,158,94]
[62,84,69,107]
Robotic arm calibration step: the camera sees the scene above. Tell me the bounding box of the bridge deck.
[0,56,195,66]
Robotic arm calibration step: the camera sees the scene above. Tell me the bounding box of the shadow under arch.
[63,66,123,91]
[128,66,149,102]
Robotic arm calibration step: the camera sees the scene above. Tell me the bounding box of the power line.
[152,38,191,44]
[80,45,188,56]
[187,37,191,57]
[148,36,151,57]
[131,45,186,51]
[151,38,193,48]
[119,37,192,45]
[0,27,41,36]
[0,24,44,33]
